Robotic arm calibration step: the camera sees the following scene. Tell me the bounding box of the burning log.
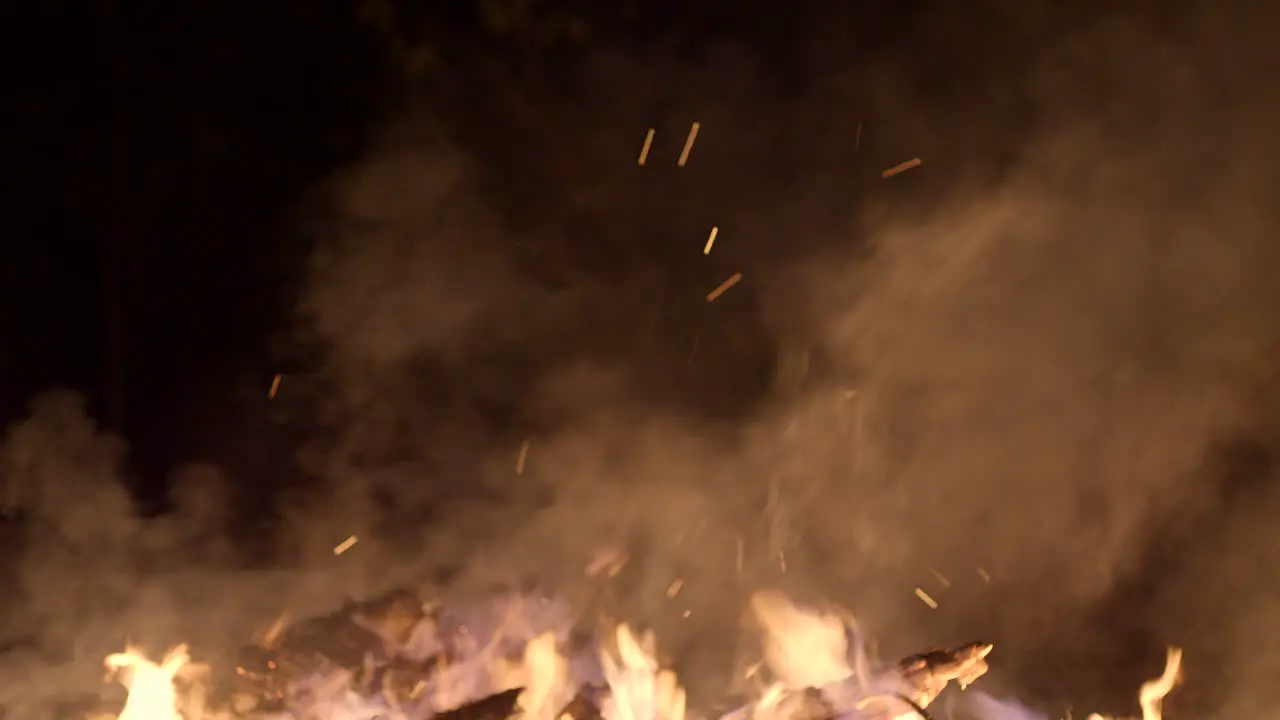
[217,587,447,715]
[90,580,1004,720]
[429,687,607,720]
[436,687,523,720]
[212,585,597,718]
[894,641,993,710]
[79,577,1196,720]
[839,642,993,720]
[740,591,995,720]
[747,637,992,718]
[560,691,607,720]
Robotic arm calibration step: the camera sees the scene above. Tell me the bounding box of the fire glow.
[99,591,1182,720]
[105,644,196,720]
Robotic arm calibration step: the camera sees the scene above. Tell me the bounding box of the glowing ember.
[706,273,743,303]
[333,535,358,555]
[881,158,922,179]
[587,546,630,577]
[637,128,655,166]
[912,587,939,610]
[677,122,700,167]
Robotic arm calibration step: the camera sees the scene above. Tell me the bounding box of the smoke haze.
[5,0,1280,718]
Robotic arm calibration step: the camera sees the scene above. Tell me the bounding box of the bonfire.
[87,588,1180,720]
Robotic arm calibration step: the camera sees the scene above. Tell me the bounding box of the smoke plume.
[292,1,1280,714]
[2,1,1280,718]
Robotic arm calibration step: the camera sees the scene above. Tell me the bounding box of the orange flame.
[105,645,190,720]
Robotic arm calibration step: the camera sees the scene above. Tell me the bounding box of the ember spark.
[706,272,743,303]
[638,129,655,166]
[677,122,700,167]
[882,158,922,179]
[517,440,531,475]
[333,535,358,555]
[913,587,938,609]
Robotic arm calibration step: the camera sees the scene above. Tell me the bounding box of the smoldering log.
[435,688,607,720]
[436,688,523,720]
[217,586,442,713]
[561,691,607,720]
[214,585,609,719]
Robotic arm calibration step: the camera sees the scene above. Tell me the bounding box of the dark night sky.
[11,0,1270,503]
[8,0,959,498]
[9,0,388,497]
